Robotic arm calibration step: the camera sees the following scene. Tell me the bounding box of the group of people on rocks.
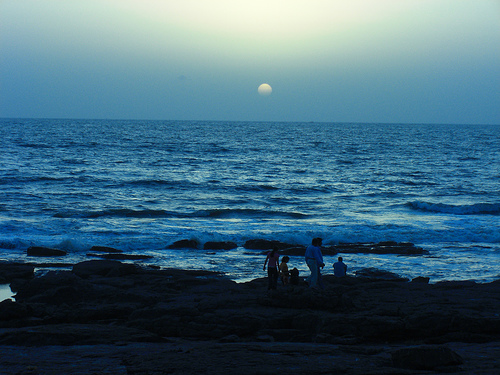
[263,237,347,290]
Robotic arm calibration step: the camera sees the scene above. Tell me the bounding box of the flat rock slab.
[0,341,499,375]
[1,260,499,374]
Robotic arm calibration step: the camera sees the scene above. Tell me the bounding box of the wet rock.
[0,299,31,322]
[1,259,499,373]
[219,334,240,343]
[14,270,88,304]
[167,239,199,249]
[87,253,153,260]
[243,239,296,250]
[27,246,67,257]
[355,267,409,282]
[246,240,428,255]
[0,323,163,346]
[203,241,238,250]
[89,246,123,253]
[335,241,429,255]
[392,345,463,370]
[72,260,137,278]
[0,262,35,283]
[256,334,275,342]
[412,276,430,284]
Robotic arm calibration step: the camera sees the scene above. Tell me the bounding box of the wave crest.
[407,201,500,215]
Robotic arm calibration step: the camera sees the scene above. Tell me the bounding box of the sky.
[1,0,499,124]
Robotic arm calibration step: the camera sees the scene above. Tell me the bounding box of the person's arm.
[316,248,325,267]
[263,255,268,271]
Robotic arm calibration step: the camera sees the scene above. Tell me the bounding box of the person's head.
[338,256,343,262]
[270,246,279,256]
[282,256,290,263]
[312,237,323,247]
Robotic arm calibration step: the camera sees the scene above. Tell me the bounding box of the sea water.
[0,119,499,283]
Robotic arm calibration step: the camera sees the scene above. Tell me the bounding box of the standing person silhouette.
[263,246,280,290]
[305,238,325,289]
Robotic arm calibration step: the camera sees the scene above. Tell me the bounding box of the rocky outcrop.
[86,253,154,260]
[0,262,34,283]
[89,245,123,253]
[0,260,498,374]
[72,260,137,278]
[26,246,67,257]
[243,239,297,250]
[391,345,464,371]
[246,239,427,255]
[87,245,152,260]
[167,239,199,249]
[354,267,409,281]
[203,241,238,250]
[2,260,499,344]
[334,241,429,255]
[166,239,429,256]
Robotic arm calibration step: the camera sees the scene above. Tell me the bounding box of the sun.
[258,83,272,96]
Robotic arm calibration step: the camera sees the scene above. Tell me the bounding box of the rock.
[336,241,429,255]
[354,268,408,282]
[0,262,35,283]
[0,323,163,346]
[434,280,477,289]
[27,246,67,257]
[87,253,153,260]
[378,241,399,246]
[72,260,137,278]
[391,345,463,370]
[167,239,199,249]
[278,246,307,256]
[256,335,275,342]
[219,334,240,343]
[89,246,123,253]
[203,241,238,250]
[0,265,498,374]
[0,299,31,322]
[318,246,338,255]
[412,276,430,284]
[243,239,296,250]
[244,240,428,255]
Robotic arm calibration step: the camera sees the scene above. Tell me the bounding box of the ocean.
[1,119,499,283]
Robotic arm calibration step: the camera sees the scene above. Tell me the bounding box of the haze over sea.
[1,119,499,283]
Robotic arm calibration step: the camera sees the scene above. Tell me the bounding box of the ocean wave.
[234,184,280,192]
[201,208,309,219]
[126,179,186,187]
[18,142,53,149]
[54,209,178,219]
[407,201,500,215]
[53,208,309,220]
[0,176,69,185]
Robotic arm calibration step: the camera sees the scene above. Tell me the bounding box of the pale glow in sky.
[1,0,499,123]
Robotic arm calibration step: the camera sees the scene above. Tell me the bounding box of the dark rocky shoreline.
[1,260,499,374]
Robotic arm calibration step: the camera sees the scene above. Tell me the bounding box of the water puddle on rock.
[0,284,14,301]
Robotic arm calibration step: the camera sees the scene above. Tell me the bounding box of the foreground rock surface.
[0,260,499,374]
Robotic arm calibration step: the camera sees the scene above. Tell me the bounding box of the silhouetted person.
[333,256,347,277]
[263,246,280,290]
[305,237,325,288]
[290,267,300,285]
[279,256,290,285]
